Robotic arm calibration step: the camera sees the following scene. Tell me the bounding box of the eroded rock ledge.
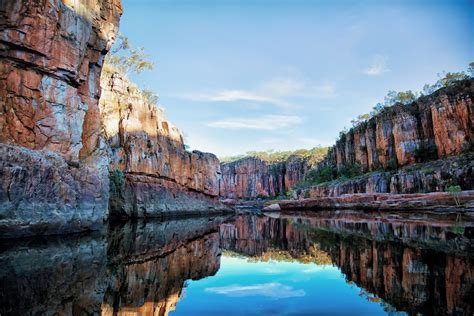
[99,71,228,217]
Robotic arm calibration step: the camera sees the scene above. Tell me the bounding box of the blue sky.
[120,0,473,157]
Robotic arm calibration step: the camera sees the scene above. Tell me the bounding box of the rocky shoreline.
[263,191,474,213]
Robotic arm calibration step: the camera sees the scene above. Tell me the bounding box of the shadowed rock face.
[0,0,122,237]
[0,216,227,316]
[100,72,226,217]
[219,155,309,199]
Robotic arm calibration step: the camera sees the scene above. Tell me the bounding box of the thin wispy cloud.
[296,137,333,147]
[205,282,305,298]
[364,55,389,76]
[207,115,302,130]
[178,77,336,108]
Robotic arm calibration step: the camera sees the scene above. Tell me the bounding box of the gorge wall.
[219,154,311,199]
[300,79,474,198]
[219,79,473,201]
[99,71,226,217]
[0,0,122,237]
[0,0,227,238]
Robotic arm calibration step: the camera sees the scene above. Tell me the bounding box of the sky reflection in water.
[174,256,393,316]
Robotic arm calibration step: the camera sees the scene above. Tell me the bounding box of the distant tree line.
[220,147,328,165]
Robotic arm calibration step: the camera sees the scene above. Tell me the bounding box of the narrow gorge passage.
[0,1,473,315]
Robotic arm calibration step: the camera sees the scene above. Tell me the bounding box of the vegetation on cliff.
[220,147,328,165]
[291,63,474,194]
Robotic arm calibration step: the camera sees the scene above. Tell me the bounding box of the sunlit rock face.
[300,79,474,197]
[219,156,309,199]
[0,0,122,237]
[99,72,226,217]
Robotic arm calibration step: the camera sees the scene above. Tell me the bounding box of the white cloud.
[178,77,336,108]
[364,55,388,76]
[207,115,302,130]
[205,282,305,298]
[261,78,306,96]
[296,137,334,147]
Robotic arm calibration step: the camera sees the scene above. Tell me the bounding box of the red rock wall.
[324,80,473,173]
[100,72,226,216]
[219,156,309,199]
[302,80,474,197]
[0,0,122,237]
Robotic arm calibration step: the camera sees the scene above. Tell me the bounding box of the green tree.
[105,35,154,75]
[447,185,462,206]
[350,113,371,127]
[468,62,474,77]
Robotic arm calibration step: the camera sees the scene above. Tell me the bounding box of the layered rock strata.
[219,155,310,199]
[100,72,227,217]
[307,79,474,196]
[299,153,473,198]
[269,191,474,212]
[0,0,122,237]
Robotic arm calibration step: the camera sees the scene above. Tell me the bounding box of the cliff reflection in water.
[0,211,472,315]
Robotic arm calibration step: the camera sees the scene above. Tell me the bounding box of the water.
[0,211,472,315]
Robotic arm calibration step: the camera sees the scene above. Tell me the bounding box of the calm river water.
[0,211,472,315]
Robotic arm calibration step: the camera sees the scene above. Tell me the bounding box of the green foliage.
[142,89,159,105]
[220,147,328,165]
[384,158,398,171]
[338,162,363,178]
[105,35,154,75]
[286,188,295,199]
[414,141,437,162]
[146,139,153,149]
[109,169,125,195]
[468,62,474,77]
[303,190,311,199]
[350,113,371,128]
[446,185,462,206]
[103,34,160,107]
[305,165,336,184]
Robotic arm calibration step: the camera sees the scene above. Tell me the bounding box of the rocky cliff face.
[329,80,473,172]
[100,72,226,217]
[0,0,122,237]
[219,155,310,199]
[300,153,473,198]
[301,79,474,197]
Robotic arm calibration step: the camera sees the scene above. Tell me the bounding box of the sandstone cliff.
[99,71,226,217]
[0,0,122,237]
[219,154,313,199]
[299,79,474,198]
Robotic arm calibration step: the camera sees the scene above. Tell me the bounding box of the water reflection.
[0,211,472,315]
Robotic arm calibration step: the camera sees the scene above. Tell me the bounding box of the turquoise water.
[174,256,392,316]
